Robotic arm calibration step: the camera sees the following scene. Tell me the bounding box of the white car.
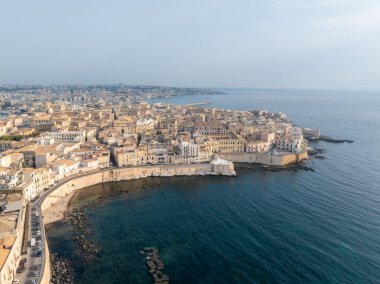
[12,278,20,284]
[36,230,41,235]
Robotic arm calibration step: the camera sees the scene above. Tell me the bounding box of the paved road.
[16,167,113,284]
[20,205,42,284]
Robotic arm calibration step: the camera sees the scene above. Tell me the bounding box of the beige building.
[208,133,245,153]
[245,140,271,153]
[0,194,25,284]
[0,124,7,136]
[193,121,228,135]
[46,130,86,143]
[111,146,137,167]
[31,115,53,128]
[35,149,58,168]
[158,119,178,137]
[0,141,16,153]
[23,167,51,198]
[0,152,23,168]
[136,118,155,134]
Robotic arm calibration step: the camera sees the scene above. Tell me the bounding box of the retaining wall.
[39,163,235,283]
[219,151,308,166]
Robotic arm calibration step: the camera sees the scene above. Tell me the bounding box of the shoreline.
[42,161,313,228]
[43,162,317,284]
[43,173,231,227]
[43,191,76,226]
[41,162,237,229]
[40,160,313,283]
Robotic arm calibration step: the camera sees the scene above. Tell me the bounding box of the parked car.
[36,251,42,257]
[33,271,39,277]
[16,267,24,274]
[31,279,37,284]
[12,278,20,284]
[36,230,41,235]
[19,258,26,266]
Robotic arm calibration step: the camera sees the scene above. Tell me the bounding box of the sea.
[47,89,380,283]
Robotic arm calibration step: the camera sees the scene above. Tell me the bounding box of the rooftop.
[0,236,16,271]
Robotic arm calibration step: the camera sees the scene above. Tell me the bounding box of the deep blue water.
[47,89,380,283]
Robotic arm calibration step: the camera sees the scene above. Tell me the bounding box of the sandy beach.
[43,192,76,225]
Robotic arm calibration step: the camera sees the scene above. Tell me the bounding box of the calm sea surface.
[47,89,380,283]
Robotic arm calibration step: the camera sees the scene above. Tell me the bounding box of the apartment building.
[208,133,245,153]
[193,122,228,135]
[46,130,86,143]
[179,141,200,163]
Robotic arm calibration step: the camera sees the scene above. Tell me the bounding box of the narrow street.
[18,204,42,284]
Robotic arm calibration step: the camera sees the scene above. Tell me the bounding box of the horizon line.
[0,83,379,93]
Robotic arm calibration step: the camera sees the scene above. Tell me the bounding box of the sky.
[1,0,380,91]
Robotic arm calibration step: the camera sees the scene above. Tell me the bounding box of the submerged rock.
[50,253,74,284]
[142,247,169,283]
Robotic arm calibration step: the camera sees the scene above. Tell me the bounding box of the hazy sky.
[1,0,380,90]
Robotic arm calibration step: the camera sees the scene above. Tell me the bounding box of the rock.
[141,246,169,283]
[315,155,325,159]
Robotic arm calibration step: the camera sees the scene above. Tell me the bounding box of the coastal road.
[19,167,114,284]
[19,205,43,284]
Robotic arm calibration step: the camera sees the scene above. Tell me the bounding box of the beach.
[43,192,76,226]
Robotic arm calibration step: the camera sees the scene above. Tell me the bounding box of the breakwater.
[141,247,169,283]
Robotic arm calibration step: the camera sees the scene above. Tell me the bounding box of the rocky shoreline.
[263,162,316,172]
[66,208,99,260]
[309,135,353,143]
[50,253,74,284]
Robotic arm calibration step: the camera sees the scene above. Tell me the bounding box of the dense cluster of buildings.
[0,85,308,283]
[0,88,309,195]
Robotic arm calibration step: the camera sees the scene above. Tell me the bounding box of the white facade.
[179,142,200,163]
[276,136,303,152]
[46,130,86,142]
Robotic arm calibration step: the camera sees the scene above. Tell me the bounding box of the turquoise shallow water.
[47,90,380,283]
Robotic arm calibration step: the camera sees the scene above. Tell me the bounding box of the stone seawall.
[219,151,308,166]
[40,238,51,284]
[39,163,235,284]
